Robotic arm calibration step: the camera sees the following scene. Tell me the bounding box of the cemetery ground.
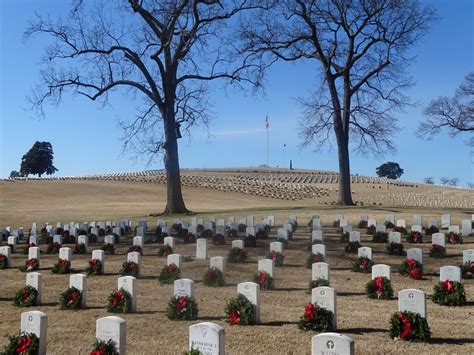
[0,178,473,354]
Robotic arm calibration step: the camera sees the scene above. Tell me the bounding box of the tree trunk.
[161,108,189,215]
[335,132,354,206]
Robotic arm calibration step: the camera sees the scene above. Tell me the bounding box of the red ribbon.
[399,313,412,339]
[406,259,417,270]
[259,271,266,288]
[229,310,240,325]
[16,335,32,354]
[304,303,315,321]
[176,296,188,312]
[442,279,456,294]
[360,258,367,268]
[409,268,423,280]
[374,276,383,294]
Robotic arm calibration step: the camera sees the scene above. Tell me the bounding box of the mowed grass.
[0,180,473,354]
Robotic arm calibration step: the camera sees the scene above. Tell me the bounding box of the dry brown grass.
[0,180,473,354]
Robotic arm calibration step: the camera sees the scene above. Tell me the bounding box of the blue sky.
[1,0,473,185]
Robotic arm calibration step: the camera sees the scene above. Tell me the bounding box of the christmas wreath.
[203,267,225,287]
[340,232,349,244]
[227,229,238,239]
[332,220,340,228]
[297,303,333,332]
[406,231,423,243]
[424,225,439,236]
[18,258,39,272]
[460,262,474,279]
[429,244,446,258]
[101,243,115,255]
[267,251,284,267]
[0,254,8,269]
[185,348,202,355]
[256,228,269,240]
[73,243,87,255]
[120,261,139,278]
[366,225,376,235]
[345,241,361,254]
[22,244,35,255]
[389,311,431,342]
[1,332,39,355]
[157,245,173,257]
[201,229,213,239]
[432,280,466,306]
[212,234,225,245]
[277,237,289,248]
[127,245,143,255]
[46,242,61,254]
[253,271,274,290]
[394,226,407,235]
[400,259,423,280]
[386,242,404,256]
[372,232,388,243]
[90,339,118,355]
[183,233,196,244]
[159,264,181,284]
[385,221,396,229]
[244,236,257,248]
[357,220,368,229]
[306,253,325,268]
[86,259,103,276]
[307,278,330,294]
[171,223,182,235]
[447,232,462,245]
[227,247,248,263]
[225,294,255,325]
[166,295,199,320]
[366,276,393,299]
[51,259,72,274]
[62,230,73,244]
[351,257,373,273]
[88,234,98,244]
[107,288,132,313]
[13,285,38,307]
[59,286,83,310]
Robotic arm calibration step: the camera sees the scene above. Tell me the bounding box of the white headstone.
[118,276,137,312]
[96,316,127,355]
[105,235,115,245]
[439,266,461,282]
[431,233,445,247]
[77,235,88,250]
[367,219,376,227]
[312,262,330,282]
[136,226,145,237]
[463,249,474,264]
[349,231,361,243]
[258,259,274,278]
[92,249,105,265]
[375,224,386,233]
[448,225,460,234]
[396,219,406,228]
[231,240,244,249]
[358,247,372,260]
[411,225,422,233]
[174,278,194,299]
[237,282,260,324]
[428,218,437,228]
[441,215,450,228]
[133,236,144,249]
[371,264,391,281]
[210,256,226,276]
[386,214,395,224]
[277,228,289,241]
[407,248,423,264]
[26,272,42,304]
[196,238,208,260]
[28,246,40,261]
[267,216,275,226]
[0,246,11,267]
[339,218,348,228]
[246,216,255,227]
[413,215,423,226]
[388,232,401,244]
[311,287,337,330]
[312,230,323,243]
[53,235,62,245]
[189,322,225,355]
[245,227,256,237]
[461,220,472,237]
[269,241,283,254]
[112,227,121,236]
[69,274,87,308]
[59,247,72,262]
[21,311,48,355]
[312,244,326,256]
[8,236,17,252]
[167,254,183,268]
[164,236,175,249]
[398,289,426,318]
[311,333,354,355]
[127,252,141,277]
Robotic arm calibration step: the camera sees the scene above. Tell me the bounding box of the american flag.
[265,115,269,129]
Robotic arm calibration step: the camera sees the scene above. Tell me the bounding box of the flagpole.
[265,115,269,167]
[266,125,269,167]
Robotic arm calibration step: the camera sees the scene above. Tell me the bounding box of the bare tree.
[26,0,268,214]
[241,0,435,205]
[418,72,474,146]
[423,177,434,185]
[439,177,450,185]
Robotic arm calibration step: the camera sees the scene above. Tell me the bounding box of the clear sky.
[1,0,473,185]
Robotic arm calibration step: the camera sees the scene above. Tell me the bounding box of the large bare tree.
[26,0,268,214]
[418,72,474,146]
[242,0,435,204]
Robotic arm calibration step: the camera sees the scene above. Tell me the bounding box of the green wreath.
[307,278,330,294]
[406,231,423,243]
[386,242,404,255]
[357,220,368,229]
[385,221,396,229]
[297,303,333,332]
[460,262,474,279]
[366,225,376,235]
[18,258,39,272]
[86,259,103,276]
[107,288,132,313]
[244,236,257,247]
[51,259,72,274]
[73,243,87,254]
[366,276,393,299]
[166,295,199,320]
[225,294,255,325]
[203,267,225,287]
[344,241,361,254]
[159,264,181,284]
[13,285,38,307]
[90,339,118,355]
[306,253,325,268]
[447,232,463,245]
[429,244,446,258]
[372,232,388,243]
[389,311,430,342]
[253,271,274,290]
[46,242,61,254]
[101,243,115,255]
[432,280,466,306]
[0,254,8,269]
[127,245,143,255]
[185,347,203,355]
[120,261,139,278]
[1,332,39,355]
[59,286,83,310]
[157,245,173,257]
[227,247,248,263]
[400,259,423,280]
[267,251,284,267]
[351,257,373,273]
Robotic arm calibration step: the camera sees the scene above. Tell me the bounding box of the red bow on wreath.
[470,263,474,273]
[374,276,383,294]
[68,291,79,306]
[229,310,240,325]
[407,259,417,270]
[360,259,367,268]
[442,279,456,294]
[16,335,32,354]
[113,291,123,307]
[304,303,315,321]
[259,271,266,288]
[449,233,456,244]
[398,313,412,339]
[176,296,188,312]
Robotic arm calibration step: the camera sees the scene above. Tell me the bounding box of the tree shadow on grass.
[41,302,59,307]
[277,287,307,292]
[341,327,389,335]
[260,320,299,327]
[199,316,225,322]
[282,264,305,268]
[86,306,105,310]
[430,337,474,345]
[135,310,160,315]
[140,275,160,280]
[338,291,366,297]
